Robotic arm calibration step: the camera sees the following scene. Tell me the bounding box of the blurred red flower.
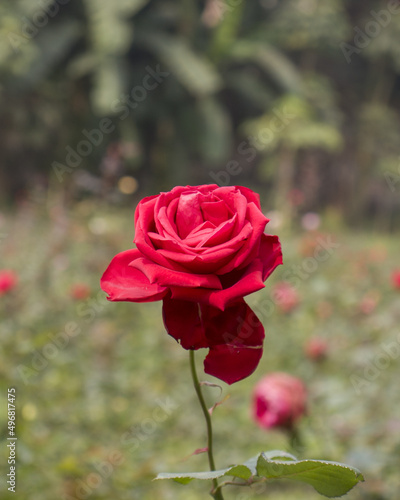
[272,282,300,313]
[70,283,91,300]
[391,270,400,290]
[253,373,307,430]
[0,270,18,296]
[304,337,328,361]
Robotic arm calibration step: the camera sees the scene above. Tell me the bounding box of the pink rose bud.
[0,270,18,296]
[304,337,328,361]
[253,373,307,430]
[272,282,300,313]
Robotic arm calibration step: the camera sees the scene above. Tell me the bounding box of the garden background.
[0,1,400,499]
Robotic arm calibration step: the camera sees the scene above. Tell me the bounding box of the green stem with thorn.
[189,350,225,500]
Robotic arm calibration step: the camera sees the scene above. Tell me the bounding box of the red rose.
[0,270,18,296]
[101,185,282,384]
[253,373,307,430]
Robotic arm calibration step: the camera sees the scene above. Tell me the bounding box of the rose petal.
[135,197,184,270]
[161,247,236,274]
[259,233,283,280]
[200,221,252,259]
[204,344,263,385]
[169,286,212,303]
[148,232,197,255]
[134,194,158,228]
[236,185,262,209]
[199,214,237,248]
[166,197,180,227]
[184,221,216,247]
[100,249,167,302]
[168,258,265,309]
[162,296,208,349]
[136,205,191,272]
[201,300,265,347]
[129,257,222,289]
[157,249,199,265]
[163,298,265,384]
[213,187,248,229]
[200,200,230,226]
[156,206,181,240]
[202,301,265,384]
[176,192,205,238]
[216,202,269,274]
[208,259,266,310]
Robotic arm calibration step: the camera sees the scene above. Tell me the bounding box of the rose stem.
[189,350,225,500]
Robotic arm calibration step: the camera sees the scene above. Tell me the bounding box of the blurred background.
[1,1,400,499]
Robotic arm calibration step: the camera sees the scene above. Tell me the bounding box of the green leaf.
[229,41,302,94]
[257,453,364,497]
[259,450,298,461]
[193,97,232,164]
[91,57,127,115]
[155,451,303,484]
[156,450,364,497]
[21,20,81,88]
[155,463,252,485]
[83,0,149,54]
[138,33,222,97]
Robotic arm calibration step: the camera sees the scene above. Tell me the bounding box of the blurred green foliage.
[0,0,400,227]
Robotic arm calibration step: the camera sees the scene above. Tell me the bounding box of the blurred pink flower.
[304,337,328,361]
[253,373,307,430]
[0,270,18,296]
[301,212,321,231]
[391,270,400,290]
[272,282,300,313]
[359,292,380,315]
[70,283,91,301]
